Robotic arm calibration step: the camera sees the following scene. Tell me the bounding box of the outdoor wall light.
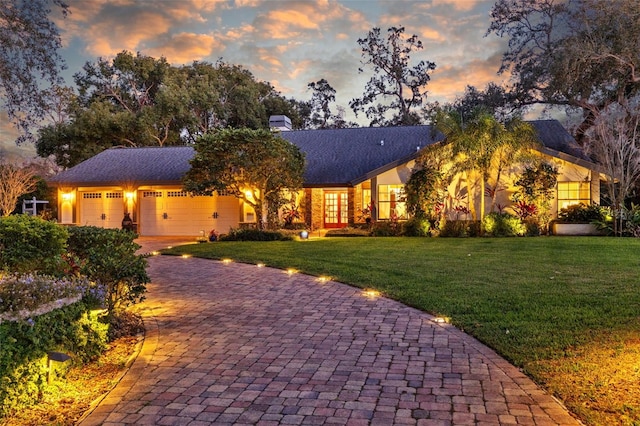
[47,351,71,384]
[299,230,309,239]
[125,191,135,200]
[61,192,73,201]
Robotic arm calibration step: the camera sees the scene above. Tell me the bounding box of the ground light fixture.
[181,254,191,259]
[299,230,309,239]
[47,351,71,384]
[222,258,233,264]
[256,263,265,268]
[362,289,381,299]
[317,276,331,283]
[286,268,297,275]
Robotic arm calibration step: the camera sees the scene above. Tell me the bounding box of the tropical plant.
[483,212,525,237]
[557,203,608,223]
[511,160,558,233]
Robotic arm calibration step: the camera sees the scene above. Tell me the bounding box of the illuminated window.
[557,181,591,211]
[378,185,407,220]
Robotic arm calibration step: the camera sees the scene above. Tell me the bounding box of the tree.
[308,79,336,129]
[0,162,38,216]
[585,102,640,235]
[0,0,69,144]
[488,0,640,143]
[434,107,539,226]
[37,54,306,167]
[404,165,443,222]
[350,26,436,126]
[183,128,305,229]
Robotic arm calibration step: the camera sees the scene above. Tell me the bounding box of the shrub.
[325,227,371,237]
[370,221,402,237]
[483,212,525,237]
[219,228,293,241]
[0,215,68,274]
[0,302,107,417]
[558,203,607,223]
[402,217,430,237]
[66,227,148,316]
[439,220,481,237]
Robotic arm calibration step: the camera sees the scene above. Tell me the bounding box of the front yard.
[164,236,640,426]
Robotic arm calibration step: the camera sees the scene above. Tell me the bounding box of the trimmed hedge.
[219,228,293,241]
[0,215,68,274]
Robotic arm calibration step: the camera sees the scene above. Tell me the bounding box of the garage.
[138,189,240,236]
[79,191,124,229]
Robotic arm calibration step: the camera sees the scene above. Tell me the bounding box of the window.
[378,185,407,220]
[557,181,591,211]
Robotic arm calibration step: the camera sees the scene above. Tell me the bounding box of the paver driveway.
[79,240,580,425]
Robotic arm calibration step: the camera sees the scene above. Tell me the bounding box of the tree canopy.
[350,26,436,126]
[183,128,305,229]
[0,0,68,144]
[488,0,640,142]
[36,52,308,168]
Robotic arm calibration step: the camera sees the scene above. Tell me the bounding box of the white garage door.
[79,191,123,229]
[139,190,239,236]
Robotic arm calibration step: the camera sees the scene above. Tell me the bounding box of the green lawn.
[163,236,640,425]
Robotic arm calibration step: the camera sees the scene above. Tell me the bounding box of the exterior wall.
[443,154,599,220]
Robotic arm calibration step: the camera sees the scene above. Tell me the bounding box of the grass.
[163,236,640,426]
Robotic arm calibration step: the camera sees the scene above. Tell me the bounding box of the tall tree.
[308,79,336,129]
[434,107,538,225]
[488,0,640,143]
[585,101,640,235]
[0,0,68,144]
[37,54,304,167]
[350,26,436,126]
[183,128,305,229]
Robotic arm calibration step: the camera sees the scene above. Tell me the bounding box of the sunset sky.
[2,0,527,159]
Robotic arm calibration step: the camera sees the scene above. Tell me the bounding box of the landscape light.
[47,351,71,384]
[222,258,233,264]
[299,230,309,240]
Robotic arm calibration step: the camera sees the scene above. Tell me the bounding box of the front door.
[324,191,348,228]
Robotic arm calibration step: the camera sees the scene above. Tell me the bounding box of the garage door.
[139,190,239,236]
[79,191,123,229]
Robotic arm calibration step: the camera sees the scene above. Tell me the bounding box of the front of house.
[48,120,601,236]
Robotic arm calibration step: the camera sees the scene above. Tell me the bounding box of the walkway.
[79,238,580,425]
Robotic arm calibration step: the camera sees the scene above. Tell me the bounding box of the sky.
[1,0,519,160]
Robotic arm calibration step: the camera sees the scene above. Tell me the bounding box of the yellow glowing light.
[61,192,73,201]
[125,191,135,199]
[244,190,253,199]
[222,258,233,264]
[433,317,449,324]
[151,251,160,256]
[167,246,173,249]
[317,276,331,283]
[363,289,381,299]
[256,263,265,268]
[286,268,297,275]
[181,254,191,259]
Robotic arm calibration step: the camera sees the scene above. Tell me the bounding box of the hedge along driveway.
[164,236,640,425]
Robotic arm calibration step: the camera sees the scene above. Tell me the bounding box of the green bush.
[0,302,107,417]
[483,212,525,237]
[324,227,371,237]
[402,217,431,237]
[219,228,293,241]
[439,220,481,237]
[370,221,403,236]
[66,227,148,315]
[558,203,607,223]
[0,215,68,274]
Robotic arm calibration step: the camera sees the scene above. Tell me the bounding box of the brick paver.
[78,238,581,425]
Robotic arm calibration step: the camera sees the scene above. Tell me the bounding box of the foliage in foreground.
[164,237,640,425]
[0,303,108,418]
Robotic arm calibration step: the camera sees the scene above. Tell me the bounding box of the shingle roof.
[279,126,444,186]
[48,120,595,187]
[48,146,195,187]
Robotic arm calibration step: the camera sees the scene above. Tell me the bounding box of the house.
[48,120,601,236]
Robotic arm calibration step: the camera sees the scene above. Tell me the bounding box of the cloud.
[431,0,484,12]
[147,33,224,64]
